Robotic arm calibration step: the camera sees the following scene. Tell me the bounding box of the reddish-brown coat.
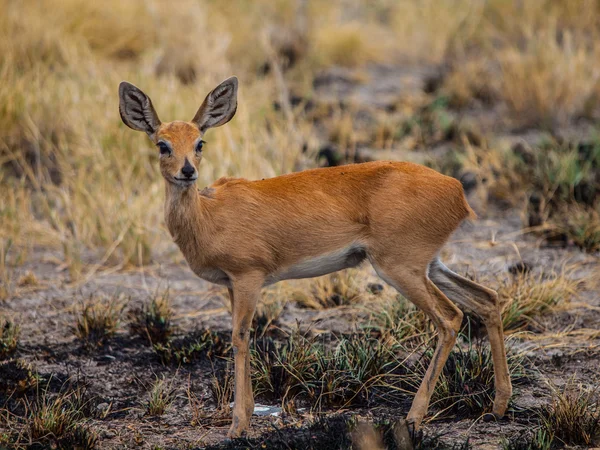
[163,158,474,280]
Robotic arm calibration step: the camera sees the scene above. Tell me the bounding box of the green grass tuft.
[0,318,19,359]
[128,289,174,345]
[73,295,125,348]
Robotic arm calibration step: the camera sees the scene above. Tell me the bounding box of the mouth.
[173,177,198,184]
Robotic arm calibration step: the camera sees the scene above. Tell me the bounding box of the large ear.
[192,77,238,132]
[118,81,161,138]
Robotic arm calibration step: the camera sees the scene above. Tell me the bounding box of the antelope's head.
[118,77,238,188]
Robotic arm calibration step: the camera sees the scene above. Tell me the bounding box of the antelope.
[118,77,512,438]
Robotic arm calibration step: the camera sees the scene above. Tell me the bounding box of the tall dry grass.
[0,0,313,274]
[2,0,600,275]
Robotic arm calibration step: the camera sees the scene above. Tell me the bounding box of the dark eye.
[195,140,205,154]
[157,142,171,156]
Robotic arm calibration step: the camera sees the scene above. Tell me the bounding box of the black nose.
[181,159,196,178]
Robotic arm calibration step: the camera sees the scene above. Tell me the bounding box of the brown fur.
[118,78,511,439]
[164,159,472,278]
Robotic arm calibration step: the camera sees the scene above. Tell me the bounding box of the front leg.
[227,272,263,439]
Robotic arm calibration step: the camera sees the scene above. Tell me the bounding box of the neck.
[164,181,204,239]
[165,181,197,203]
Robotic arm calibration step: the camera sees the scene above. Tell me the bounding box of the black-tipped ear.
[192,77,238,132]
[118,82,161,138]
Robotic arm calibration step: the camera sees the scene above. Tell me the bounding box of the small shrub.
[365,295,431,347]
[153,330,229,365]
[552,204,600,253]
[0,319,19,359]
[400,96,458,148]
[146,376,174,416]
[2,386,97,449]
[315,336,407,409]
[502,384,600,449]
[541,383,600,447]
[252,330,410,409]
[498,270,580,333]
[73,295,125,348]
[129,290,173,344]
[521,140,600,214]
[252,332,320,401]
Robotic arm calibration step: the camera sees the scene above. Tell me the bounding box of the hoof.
[482,412,502,422]
[227,428,246,439]
[394,420,415,450]
[227,417,249,439]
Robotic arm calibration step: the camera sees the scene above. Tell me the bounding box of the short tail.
[462,195,478,221]
[466,201,478,220]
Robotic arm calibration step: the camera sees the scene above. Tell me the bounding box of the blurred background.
[2,0,600,276]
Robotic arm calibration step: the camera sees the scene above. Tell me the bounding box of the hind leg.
[428,258,512,417]
[373,261,463,429]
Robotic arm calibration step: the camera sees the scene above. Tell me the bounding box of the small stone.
[101,430,116,439]
[96,402,109,411]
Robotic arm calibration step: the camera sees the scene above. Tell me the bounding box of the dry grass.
[2,0,600,272]
[0,385,97,449]
[210,365,235,417]
[293,270,363,309]
[253,285,289,337]
[498,32,598,128]
[153,330,230,366]
[312,22,385,68]
[292,267,388,310]
[128,289,174,345]
[0,239,15,302]
[366,295,431,347]
[552,204,600,253]
[497,268,582,333]
[73,294,125,348]
[541,382,600,447]
[146,376,175,416]
[0,0,308,272]
[443,1,600,127]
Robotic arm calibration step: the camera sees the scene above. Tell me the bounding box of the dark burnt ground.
[1,207,598,449]
[1,65,600,449]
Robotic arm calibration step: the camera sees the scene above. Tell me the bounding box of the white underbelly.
[192,266,231,287]
[267,246,366,285]
[188,247,367,288]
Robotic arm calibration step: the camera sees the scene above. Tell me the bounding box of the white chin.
[173,178,197,187]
